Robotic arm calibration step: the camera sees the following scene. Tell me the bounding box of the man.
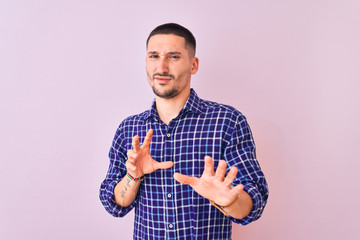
[100,23,268,240]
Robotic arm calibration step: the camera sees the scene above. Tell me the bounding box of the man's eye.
[149,55,159,59]
[169,55,180,59]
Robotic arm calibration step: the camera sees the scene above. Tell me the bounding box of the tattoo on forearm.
[120,178,132,199]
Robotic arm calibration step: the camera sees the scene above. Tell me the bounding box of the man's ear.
[191,57,199,74]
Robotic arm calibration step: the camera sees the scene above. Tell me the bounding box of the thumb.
[174,172,199,186]
[155,161,174,170]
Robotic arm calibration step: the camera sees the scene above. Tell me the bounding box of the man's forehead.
[147,34,187,51]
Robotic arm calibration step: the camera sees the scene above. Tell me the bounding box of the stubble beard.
[152,85,180,99]
[149,73,180,99]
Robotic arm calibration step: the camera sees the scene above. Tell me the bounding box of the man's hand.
[173,156,244,207]
[126,129,174,178]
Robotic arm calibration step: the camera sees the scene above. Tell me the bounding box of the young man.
[100,23,268,240]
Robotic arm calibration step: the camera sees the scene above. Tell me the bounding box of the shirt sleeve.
[99,125,138,217]
[224,113,269,225]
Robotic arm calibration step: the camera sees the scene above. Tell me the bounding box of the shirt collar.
[144,88,202,120]
[183,88,203,114]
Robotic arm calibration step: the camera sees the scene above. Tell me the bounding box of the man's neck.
[155,89,191,125]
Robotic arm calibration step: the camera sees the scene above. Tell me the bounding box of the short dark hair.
[146,23,196,56]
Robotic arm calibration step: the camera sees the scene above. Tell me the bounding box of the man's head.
[145,23,199,100]
[146,23,196,58]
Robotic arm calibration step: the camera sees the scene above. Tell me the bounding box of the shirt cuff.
[230,183,265,225]
[99,178,138,217]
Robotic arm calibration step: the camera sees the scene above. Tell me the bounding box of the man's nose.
[157,57,169,74]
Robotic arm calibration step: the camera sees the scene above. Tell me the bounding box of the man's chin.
[152,87,179,99]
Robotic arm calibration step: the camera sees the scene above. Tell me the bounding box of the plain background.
[1,0,359,239]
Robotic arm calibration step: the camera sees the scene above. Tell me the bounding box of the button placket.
[163,126,176,238]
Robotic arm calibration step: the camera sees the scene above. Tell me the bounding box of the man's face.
[146,34,198,99]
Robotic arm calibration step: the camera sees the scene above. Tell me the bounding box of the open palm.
[126,129,173,178]
[174,156,244,207]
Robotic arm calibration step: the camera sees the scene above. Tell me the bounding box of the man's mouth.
[155,76,171,80]
[153,74,174,82]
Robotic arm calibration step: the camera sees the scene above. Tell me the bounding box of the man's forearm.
[114,175,141,207]
[223,191,253,220]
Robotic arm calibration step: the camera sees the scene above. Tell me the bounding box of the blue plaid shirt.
[100,89,268,240]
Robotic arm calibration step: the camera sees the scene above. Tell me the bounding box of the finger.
[125,161,137,172]
[154,161,174,170]
[203,156,215,176]
[230,184,244,196]
[215,160,227,180]
[127,149,138,161]
[223,166,238,185]
[132,135,140,152]
[142,129,153,147]
[173,172,199,186]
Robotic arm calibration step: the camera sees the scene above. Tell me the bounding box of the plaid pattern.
[100,89,268,240]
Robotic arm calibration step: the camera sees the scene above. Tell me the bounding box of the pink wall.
[1,0,359,239]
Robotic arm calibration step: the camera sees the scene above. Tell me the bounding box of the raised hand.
[173,156,244,207]
[126,129,174,178]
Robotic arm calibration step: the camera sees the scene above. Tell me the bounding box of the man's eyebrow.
[147,51,182,55]
[168,51,181,55]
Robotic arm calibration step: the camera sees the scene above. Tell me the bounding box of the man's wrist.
[210,195,239,218]
[210,200,231,217]
[126,171,144,182]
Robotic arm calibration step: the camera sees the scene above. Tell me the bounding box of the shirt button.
[169,224,173,229]
[166,133,171,137]
[167,193,172,198]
